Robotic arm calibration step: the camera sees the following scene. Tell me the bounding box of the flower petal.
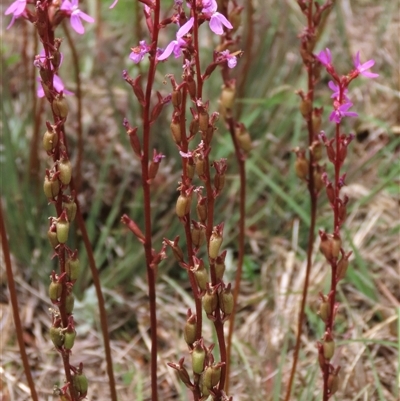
[158,40,178,61]
[71,14,84,34]
[177,18,194,38]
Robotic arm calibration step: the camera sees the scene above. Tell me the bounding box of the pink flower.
[157,38,186,61]
[5,0,26,29]
[60,0,94,35]
[220,50,237,69]
[129,41,151,64]
[329,102,358,124]
[201,0,232,35]
[316,48,332,67]
[353,51,379,79]
[37,75,73,98]
[328,81,349,101]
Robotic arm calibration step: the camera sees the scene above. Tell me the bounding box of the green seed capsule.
[184,319,196,346]
[209,233,222,259]
[50,326,64,348]
[43,130,59,152]
[323,339,335,360]
[202,365,221,389]
[63,200,77,222]
[52,96,69,119]
[65,294,75,314]
[58,159,72,186]
[64,331,76,350]
[65,257,80,281]
[44,175,60,198]
[49,281,62,302]
[56,220,69,244]
[193,264,208,291]
[47,229,59,249]
[202,290,218,315]
[192,345,206,374]
[73,373,88,394]
[219,288,234,315]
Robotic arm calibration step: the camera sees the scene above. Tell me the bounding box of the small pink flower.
[201,0,232,35]
[129,41,151,64]
[353,51,379,79]
[328,81,349,101]
[157,38,186,61]
[219,50,237,69]
[5,0,26,29]
[316,48,332,67]
[329,102,358,124]
[60,0,94,35]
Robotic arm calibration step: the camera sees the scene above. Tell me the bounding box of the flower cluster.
[316,48,378,124]
[5,0,94,34]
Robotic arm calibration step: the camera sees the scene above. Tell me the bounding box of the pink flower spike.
[109,0,118,8]
[61,0,95,35]
[316,48,332,67]
[353,51,379,78]
[329,102,358,124]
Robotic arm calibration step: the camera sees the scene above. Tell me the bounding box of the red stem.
[0,203,39,401]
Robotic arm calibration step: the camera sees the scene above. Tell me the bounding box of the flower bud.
[43,129,58,152]
[323,339,335,360]
[49,281,62,302]
[58,159,72,186]
[52,95,69,119]
[50,326,64,348]
[72,373,88,395]
[64,330,76,350]
[66,256,80,281]
[202,288,218,315]
[192,342,206,374]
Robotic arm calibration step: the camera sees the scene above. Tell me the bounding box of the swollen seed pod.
[196,201,207,223]
[199,111,209,132]
[172,89,181,108]
[65,257,80,281]
[209,232,223,259]
[214,172,225,192]
[176,193,191,218]
[220,85,236,110]
[64,331,76,350]
[170,121,182,144]
[65,294,75,314]
[52,95,69,119]
[195,157,205,178]
[43,129,58,152]
[191,225,205,248]
[295,154,309,180]
[323,339,335,360]
[327,373,339,395]
[313,169,324,192]
[202,365,221,389]
[219,288,234,315]
[50,326,64,348]
[49,281,62,302]
[58,159,72,185]
[202,289,218,315]
[63,199,77,222]
[47,229,59,249]
[318,300,331,322]
[235,125,252,153]
[56,218,69,244]
[193,264,208,291]
[44,175,60,199]
[299,98,312,117]
[184,319,196,346]
[336,257,349,281]
[73,373,88,395]
[192,344,206,374]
